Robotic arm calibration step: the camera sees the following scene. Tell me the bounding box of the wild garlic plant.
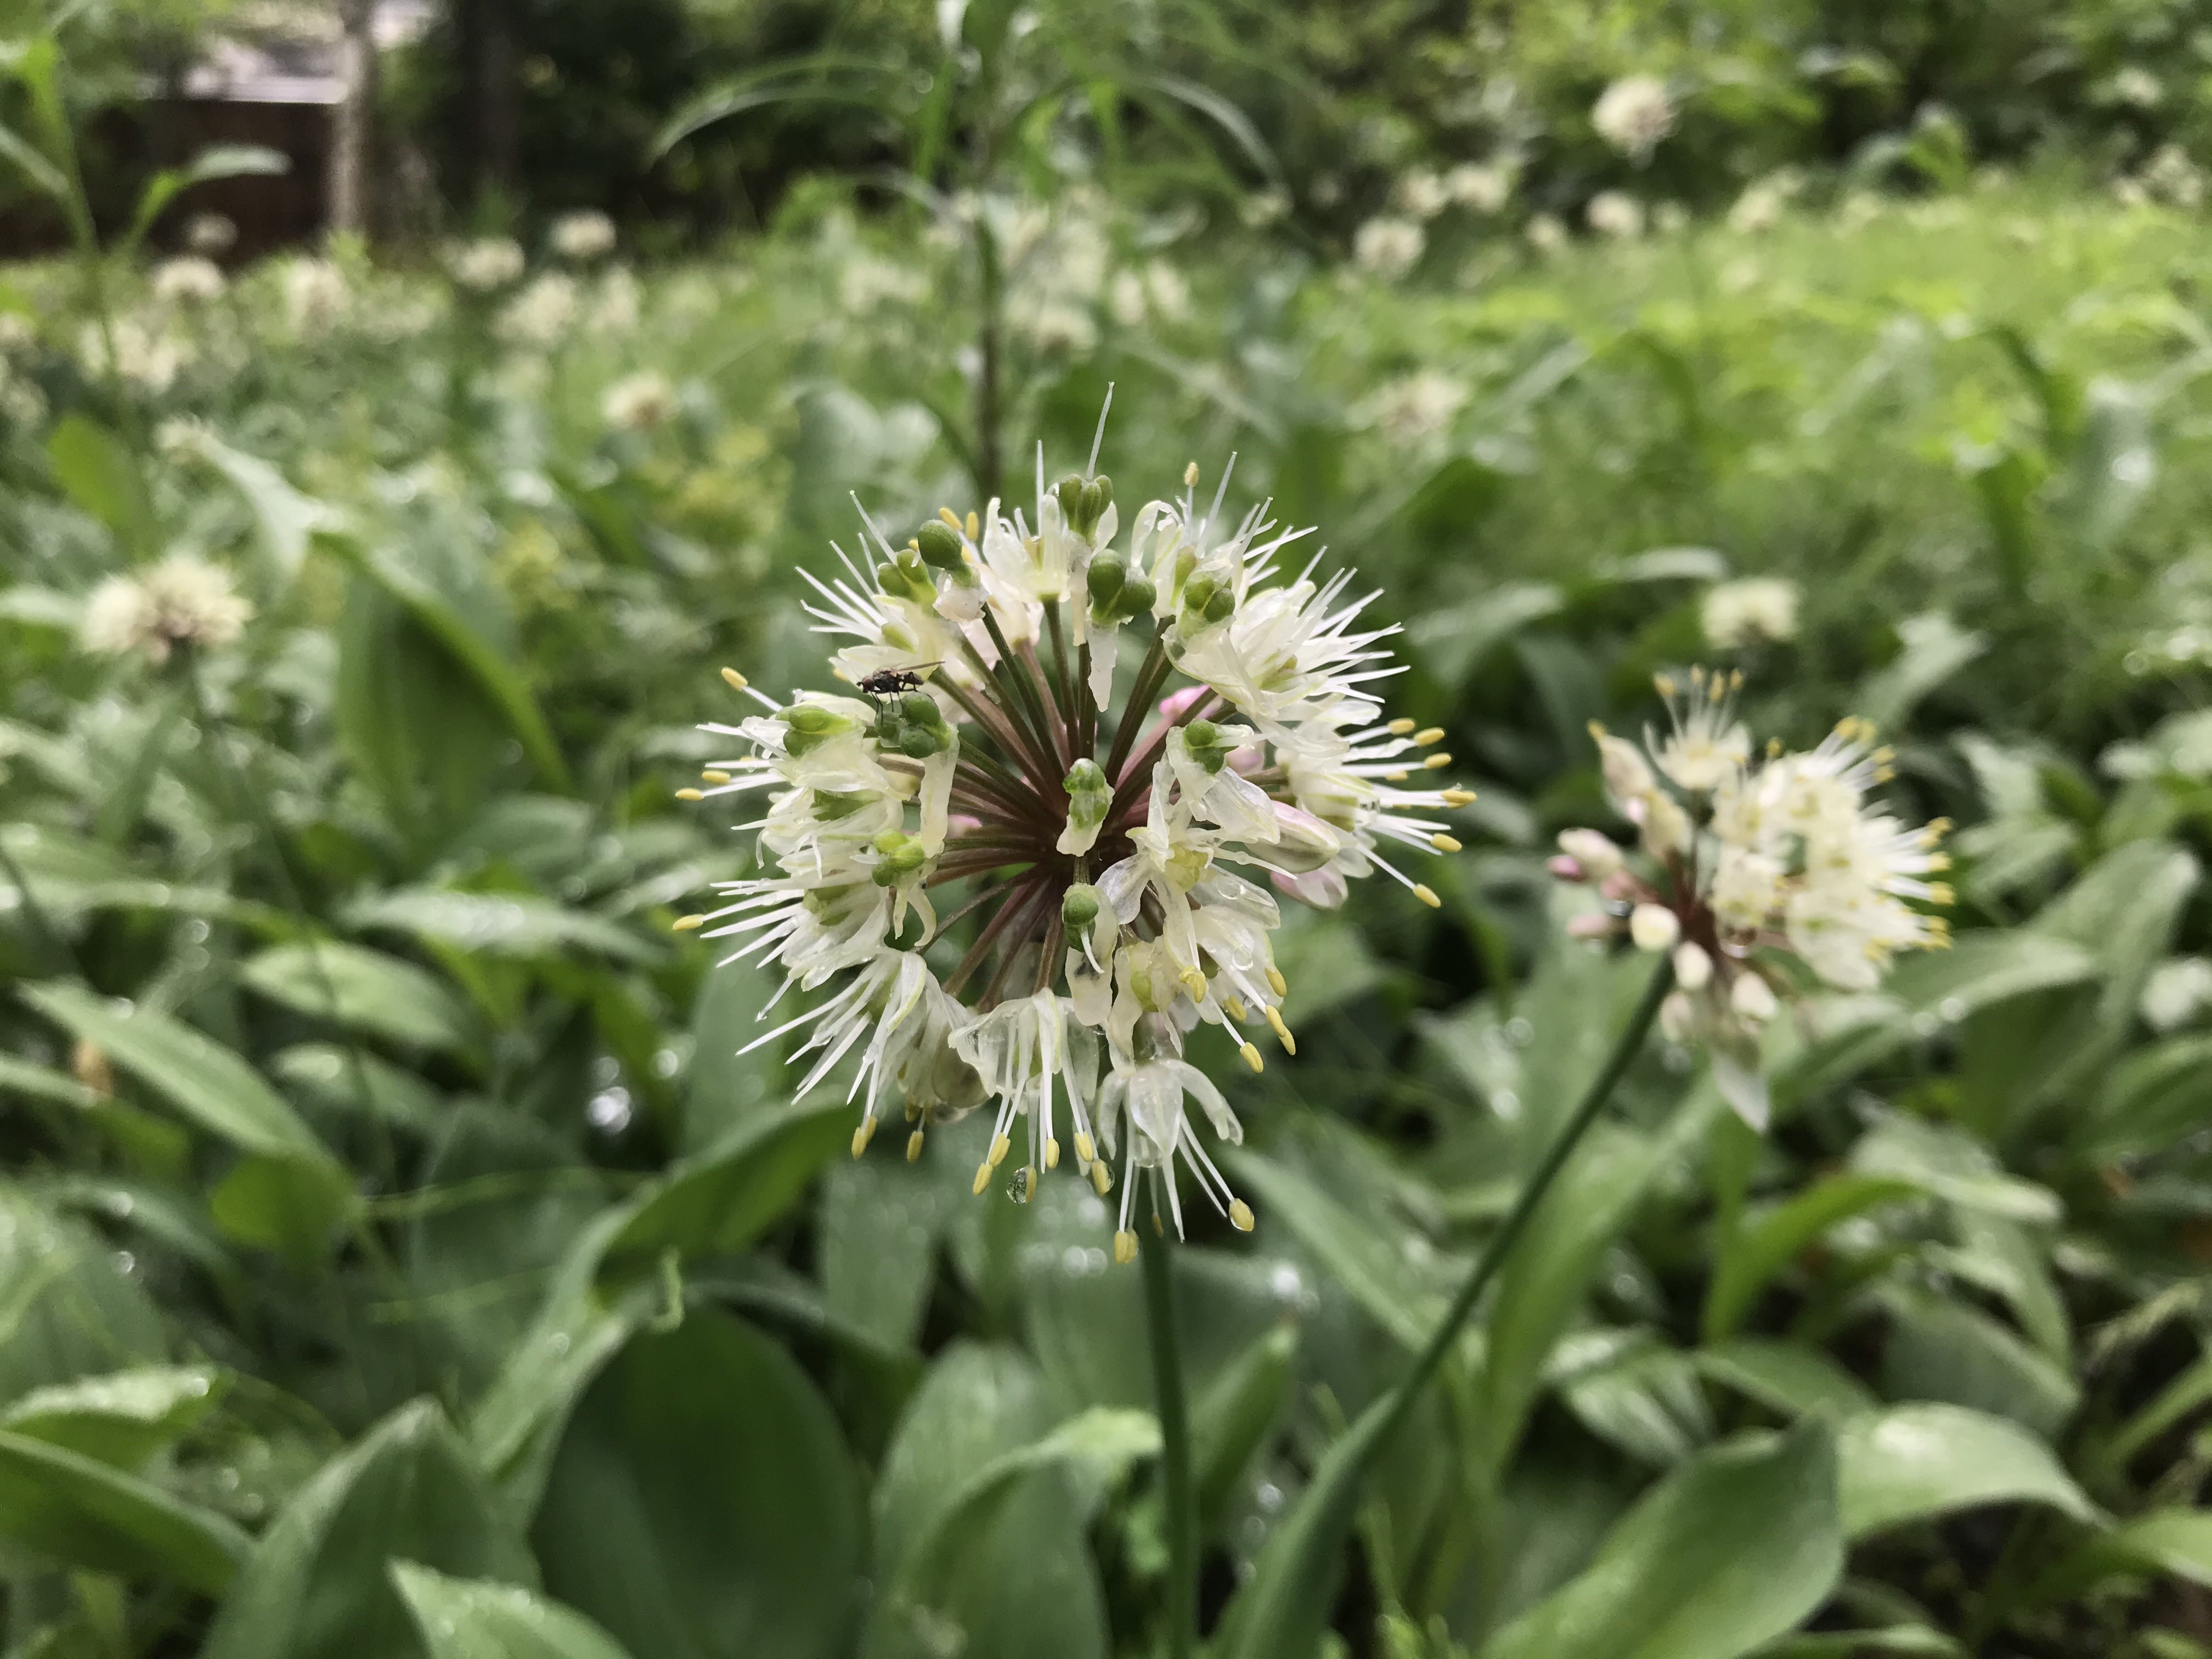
[678,431,1471,1259]
[1551,668,1953,1125]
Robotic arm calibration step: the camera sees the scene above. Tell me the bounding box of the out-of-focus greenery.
[9,4,2212,1657]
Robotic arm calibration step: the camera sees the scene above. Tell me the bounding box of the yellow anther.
[1240,1041,1264,1073]
[1387,718,1415,735]
[1414,726,1445,746]
[1265,964,1286,997]
[906,1129,925,1161]
[1265,1006,1297,1056]
[1928,853,1952,872]
[720,667,748,691]
[1180,966,1209,1001]
[989,1133,1011,1166]
[851,1120,876,1157]
[965,510,979,538]
[702,769,731,783]
[1654,673,1677,697]
[1075,1131,1096,1164]
[1728,669,1744,691]
[1442,788,1476,806]
[1020,1166,1036,1201]
[1423,752,1452,770]
[1091,1161,1113,1195]
[1430,833,1463,853]
[1588,720,1610,739]
[1114,1229,1138,1264]
[1385,770,1409,783]
[1184,461,1200,487]
[1229,1199,1255,1233]
[1045,1137,1062,1169]
[673,914,706,932]
[939,506,961,529]
[972,1160,994,1195]
[1412,883,1442,909]
[1153,1213,1165,1237]
[1927,883,1955,906]
[1223,996,1248,1023]
[675,787,704,802]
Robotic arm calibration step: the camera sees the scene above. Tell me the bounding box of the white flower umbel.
[152,257,227,306]
[1553,668,1951,1127]
[678,431,1472,1255]
[550,210,617,262]
[447,236,526,291]
[80,556,254,665]
[1592,74,1676,163]
[1702,577,1799,650]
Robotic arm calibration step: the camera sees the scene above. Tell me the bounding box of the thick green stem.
[1141,1221,1198,1659]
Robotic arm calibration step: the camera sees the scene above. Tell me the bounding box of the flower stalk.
[1141,1221,1198,1659]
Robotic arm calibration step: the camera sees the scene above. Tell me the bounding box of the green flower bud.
[1203,587,1235,624]
[813,789,868,820]
[885,841,927,873]
[899,726,941,759]
[1062,883,1102,929]
[871,862,901,887]
[873,828,907,855]
[901,690,941,728]
[786,704,844,735]
[1086,553,1126,606]
[875,560,903,595]
[1182,574,1217,613]
[1116,575,1155,619]
[1080,475,1112,527]
[1185,718,1219,750]
[1055,475,1085,525]
[915,520,963,570]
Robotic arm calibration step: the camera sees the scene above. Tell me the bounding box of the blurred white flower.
[550,210,617,261]
[497,273,578,345]
[1354,216,1425,280]
[2137,144,2205,209]
[603,369,676,431]
[152,257,227,306]
[1728,171,1801,234]
[1009,296,1098,355]
[1702,578,1801,650]
[77,318,183,391]
[1652,202,1688,235]
[1397,168,1449,219]
[80,556,253,664]
[1586,190,1645,239]
[1241,188,1290,228]
[0,313,32,353]
[0,365,45,428]
[1446,161,1513,213]
[1526,213,1568,254]
[2143,957,2212,1031]
[1144,261,1190,321]
[1592,74,1675,163]
[283,259,349,334]
[589,268,641,335]
[185,212,236,255]
[839,255,927,314]
[448,236,526,290]
[2108,67,2163,109]
[1109,269,1148,328]
[1359,371,1467,445]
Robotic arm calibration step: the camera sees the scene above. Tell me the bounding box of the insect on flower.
[674,401,1474,1257]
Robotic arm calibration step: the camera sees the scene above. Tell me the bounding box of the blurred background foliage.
[8,1,2212,1657]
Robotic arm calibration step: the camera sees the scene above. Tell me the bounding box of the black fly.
[857,663,939,700]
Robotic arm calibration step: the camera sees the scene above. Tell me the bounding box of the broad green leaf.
[0,1053,99,1113]
[239,941,475,1054]
[0,1187,166,1401]
[1881,1291,2078,1441]
[1695,1340,1878,1422]
[346,889,657,965]
[1705,1173,1922,1342]
[1858,612,1987,732]
[180,429,341,575]
[326,533,572,792]
[871,1341,1057,1581]
[392,1562,636,1659]
[1835,1404,2093,1540]
[208,1153,354,1267]
[867,1408,1155,1659]
[1553,1331,1714,1466]
[2028,1509,2212,1606]
[200,1399,535,1659]
[1481,1423,1842,1659]
[21,983,331,1164]
[1,1366,223,1466]
[46,416,152,555]
[1192,1323,1296,1526]
[0,1427,248,1593]
[533,1312,862,1659]
[599,1100,850,1278]
[819,1154,950,1351]
[1759,1629,1963,1657]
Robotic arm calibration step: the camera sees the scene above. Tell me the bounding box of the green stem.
[1141,1221,1197,1659]
[1376,956,1675,1447]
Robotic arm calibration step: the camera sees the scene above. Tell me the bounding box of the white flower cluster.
[679,443,1471,1255]
[80,556,254,665]
[498,274,578,346]
[1353,217,1425,281]
[602,370,676,431]
[152,257,227,306]
[1592,74,1677,163]
[550,210,617,262]
[1552,669,1950,1125]
[1701,577,1800,650]
[447,236,526,291]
